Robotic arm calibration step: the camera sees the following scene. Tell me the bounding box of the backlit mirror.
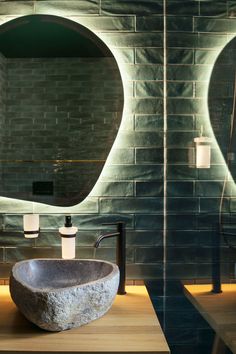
[0,15,123,207]
[208,37,236,179]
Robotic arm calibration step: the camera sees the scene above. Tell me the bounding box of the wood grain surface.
[184,284,236,354]
[0,285,170,354]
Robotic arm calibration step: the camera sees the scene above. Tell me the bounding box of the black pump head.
[65,215,72,227]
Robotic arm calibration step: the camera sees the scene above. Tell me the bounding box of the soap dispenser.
[59,216,78,259]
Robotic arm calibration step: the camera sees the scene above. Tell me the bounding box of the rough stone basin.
[10,258,119,332]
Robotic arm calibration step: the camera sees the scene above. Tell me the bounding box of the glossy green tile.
[126,64,163,80]
[91,182,134,197]
[198,33,228,49]
[0,231,35,247]
[113,48,135,63]
[229,198,236,212]
[136,16,163,31]
[196,213,219,229]
[199,1,227,17]
[167,65,211,81]
[135,247,163,263]
[167,181,194,197]
[5,246,61,262]
[135,81,163,97]
[167,0,198,16]
[116,131,163,147]
[167,214,196,230]
[136,148,163,164]
[195,82,209,98]
[71,16,135,32]
[197,231,213,246]
[99,33,163,48]
[167,16,193,32]
[167,165,197,180]
[127,231,163,246]
[73,214,134,229]
[200,198,229,213]
[136,182,163,197]
[101,164,163,181]
[129,98,163,115]
[101,0,163,15]
[135,48,163,64]
[167,82,193,97]
[135,214,163,230]
[167,247,197,263]
[198,166,228,180]
[35,1,99,15]
[100,197,163,214]
[167,132,195,148]
[167,197,198,212]
[228,1,236,17]
[95,247,134,264]
[34,231,61,247]
[167,148,189,164]
[120,114,134,131]
[135,115,163,131]
[108,148,135,164]
[126,264,163,279]
[196,181,231,197]
[3,215,23,230]
[167,230,199,247]
[195,18,232,33]
[167,115,194,131]
[167,33,198,48]
[168,48,194,64]
[167,98,207,115]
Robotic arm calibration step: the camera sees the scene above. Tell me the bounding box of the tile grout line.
[163,0,167,333]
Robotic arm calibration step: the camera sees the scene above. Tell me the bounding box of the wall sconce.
[194,126,212,168]
[59,216,78,259]
[23,214,40,238]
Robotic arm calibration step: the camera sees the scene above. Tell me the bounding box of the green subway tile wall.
[0,0,235,286]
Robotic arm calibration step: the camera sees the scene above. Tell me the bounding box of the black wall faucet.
[94,221,126,295]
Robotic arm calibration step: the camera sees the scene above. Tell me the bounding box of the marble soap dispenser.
[59,216,78,259]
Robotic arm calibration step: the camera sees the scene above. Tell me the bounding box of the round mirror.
[0,15,123,206]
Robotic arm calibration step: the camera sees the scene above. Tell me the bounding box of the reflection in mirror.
[208,37,236,247]
[0,15,123,207]
[208,37,236,177]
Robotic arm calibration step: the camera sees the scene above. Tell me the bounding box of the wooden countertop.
[184,284,236,354]
[0,285,170,354]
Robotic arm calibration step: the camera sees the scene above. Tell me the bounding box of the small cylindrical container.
[59,216,78,259]
[23,214,40,238]
[61,237,76,259]
[194,136,212,168]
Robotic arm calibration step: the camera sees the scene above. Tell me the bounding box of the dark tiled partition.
[0,1,236,353]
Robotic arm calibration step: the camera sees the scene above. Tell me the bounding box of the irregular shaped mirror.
[208,37,236,179]
[0,15,123,206]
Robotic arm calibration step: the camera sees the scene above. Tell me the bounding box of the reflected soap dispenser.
[194,125,212,168]
[23,214,40,238]
[59,216,78,259]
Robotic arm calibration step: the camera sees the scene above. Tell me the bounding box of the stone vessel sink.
[10,258,119,332]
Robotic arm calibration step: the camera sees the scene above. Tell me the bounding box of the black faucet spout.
[94,232,120,248]
[94,222,126,295]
